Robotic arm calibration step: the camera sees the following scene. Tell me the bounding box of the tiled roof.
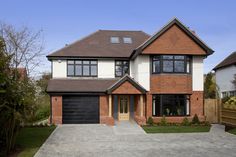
[47,79,119,93]
[47,30,150,59]
[213,51,236,70]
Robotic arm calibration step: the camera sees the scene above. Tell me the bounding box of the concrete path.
[34,124,236,157]
[113,120,146,135]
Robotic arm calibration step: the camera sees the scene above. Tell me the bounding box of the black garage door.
[63,96,99,124]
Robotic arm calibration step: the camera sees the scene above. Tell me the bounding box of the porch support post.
[109,95,112,117]
[140,94,144,117]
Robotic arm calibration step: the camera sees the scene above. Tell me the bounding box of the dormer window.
[110,37,120,43]
[123,37,132,44]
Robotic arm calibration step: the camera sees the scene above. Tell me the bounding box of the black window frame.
[151,55,191,74]
[152,94,190,117]
[115,60,130,77]
[67,60,98,77]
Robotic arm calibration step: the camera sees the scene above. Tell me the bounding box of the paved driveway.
[35,124,236,157]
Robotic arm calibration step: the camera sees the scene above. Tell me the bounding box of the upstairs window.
[67,60,97,77]
[110,37,120,43]
[152,55,191,74]
[123,37,132,44]
[115,60,129,77]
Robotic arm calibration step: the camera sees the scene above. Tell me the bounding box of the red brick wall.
[190,91,204,116]
[143,24,206,55]
[99,95,114,125]
[112,81,142,94]
[51,96,62,124]
[146,93,153,119]
[100,95,109,116]
[150,74,192,94]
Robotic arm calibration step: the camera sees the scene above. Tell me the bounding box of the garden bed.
[142,125,211,133]
[227,128,236,135]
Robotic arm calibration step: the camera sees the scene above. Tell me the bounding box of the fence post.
[219,99,222,124]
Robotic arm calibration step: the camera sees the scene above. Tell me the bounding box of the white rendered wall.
[98,60,115,78]
[130,55,150,91]
[192,56,204,91]
[52,60,67,78]
[215,65,236,97]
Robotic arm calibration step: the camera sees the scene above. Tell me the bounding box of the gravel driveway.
[34,124,236,157]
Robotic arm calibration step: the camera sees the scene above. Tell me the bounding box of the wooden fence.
[204,99,220,123]
[221,108,236,127]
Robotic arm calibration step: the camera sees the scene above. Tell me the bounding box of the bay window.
[152,95,190,116]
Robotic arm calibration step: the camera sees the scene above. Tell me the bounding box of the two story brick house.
[46,18,214,125]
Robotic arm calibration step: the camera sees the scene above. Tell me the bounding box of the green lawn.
[227,128,236,135]
[142,125,211,133]
[15,126,56,157]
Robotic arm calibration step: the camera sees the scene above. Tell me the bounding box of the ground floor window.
[152,95,190,116]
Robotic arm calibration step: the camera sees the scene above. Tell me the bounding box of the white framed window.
[110,37,119,43]
[123,37,132,44]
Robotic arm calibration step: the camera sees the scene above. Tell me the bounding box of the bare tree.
[0,22,44,75]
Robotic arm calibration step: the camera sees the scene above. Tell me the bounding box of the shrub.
[223,96,236,110]
[182,117,190,126]
[35,105,50,121]
[192,114,200,124]
[160,116,167,126]
[222,96,230,104]
[147,117,154,126]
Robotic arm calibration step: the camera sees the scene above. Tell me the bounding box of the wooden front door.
[118,95,129,120]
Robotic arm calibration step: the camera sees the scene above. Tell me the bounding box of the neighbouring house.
[213,51,236,98]
[46,18,214,125]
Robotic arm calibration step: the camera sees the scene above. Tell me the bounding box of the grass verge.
[227,128,236,135]
[142,125,211,133]
[15,126,56,157]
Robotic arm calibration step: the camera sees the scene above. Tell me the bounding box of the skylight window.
[110,37,120,43]
[123,37,132,44]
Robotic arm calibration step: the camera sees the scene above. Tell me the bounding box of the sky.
[1,0,236,77]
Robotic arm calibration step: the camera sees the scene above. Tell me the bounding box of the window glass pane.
[163,55,173,59]
[75,60,82,64]
[83,65,90,76]
[153,61,160,73]
[174,55,185,60]
[67,65,74,76]
[187,60,190,73]
[110,37,120,43]
[163,61,173,72]
[75,65,82,76]
[91,65,97,76]
[124,100,128,113]
[123,61,129,65]
[90,61,97,65]
[161,95,186,116]
[123,37,132,44]
[116,71,122,77]
[83,61,89,64]
[174,61,185,72]
[68,60,74,64]
[120,100,123,113]
[153,56,160,60]
[116,61,122,65]
[123,66,129,74]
